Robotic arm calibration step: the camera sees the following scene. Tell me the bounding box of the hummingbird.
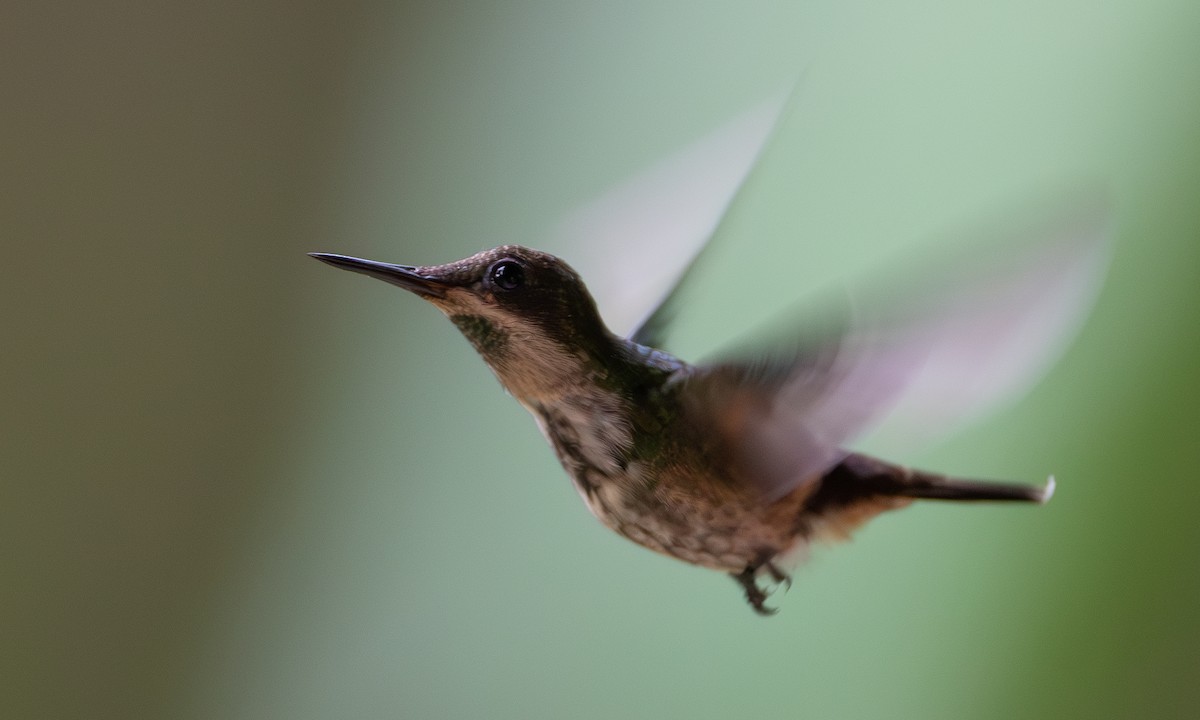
[309,214,1101,614]
[310,102,1107,615]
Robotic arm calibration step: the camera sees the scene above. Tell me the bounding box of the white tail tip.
[1040,475,1057,504]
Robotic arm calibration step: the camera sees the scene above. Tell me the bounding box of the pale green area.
[4,2,1199,719]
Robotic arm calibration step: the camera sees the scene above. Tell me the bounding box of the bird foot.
[764,561,793,590]
[731,562,792,616]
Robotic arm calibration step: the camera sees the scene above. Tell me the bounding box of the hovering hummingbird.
[311,102,1108,615]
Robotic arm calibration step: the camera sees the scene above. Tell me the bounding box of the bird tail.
[836,452,1056,504]
[802,452,1053,543]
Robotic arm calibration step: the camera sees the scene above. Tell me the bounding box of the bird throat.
[450,313,508,357]
[446,309,596,408]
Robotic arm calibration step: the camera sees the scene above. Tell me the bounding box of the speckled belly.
[575,464,815,573]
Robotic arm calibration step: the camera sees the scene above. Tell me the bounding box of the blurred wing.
[682,197,1112,500]
[550,93,791,342]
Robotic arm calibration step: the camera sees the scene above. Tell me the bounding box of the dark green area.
[450,314,509,357]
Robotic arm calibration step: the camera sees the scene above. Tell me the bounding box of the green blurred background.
[4,2,1199,718]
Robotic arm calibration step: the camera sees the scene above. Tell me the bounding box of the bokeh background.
[4,2,1199,719]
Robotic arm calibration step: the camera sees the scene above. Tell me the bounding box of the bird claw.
[765,561,793,590]
[731,563,791,616]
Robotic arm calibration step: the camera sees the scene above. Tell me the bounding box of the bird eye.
[489,259,525,290]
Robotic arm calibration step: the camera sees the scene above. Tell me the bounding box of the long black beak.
[309,253,447,298]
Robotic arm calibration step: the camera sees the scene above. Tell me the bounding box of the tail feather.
[834,452,1056,504]
[803,452,1053,543]
[892,471,1055,504]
